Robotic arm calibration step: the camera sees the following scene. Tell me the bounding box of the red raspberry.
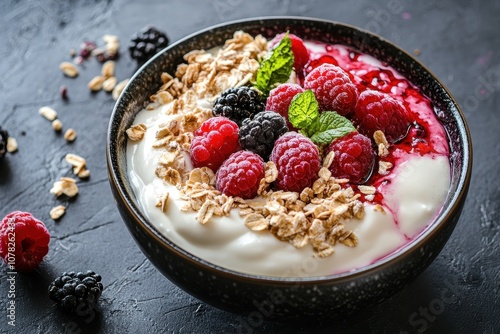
[269,33,310,71]
[326,132,375,184]
[0,211,50,272]
[270,132,321,193]
[265,83,304,130]
[303,63,358,115]
[354,90,411,143]
[216,151,265,199]
[190,117,240,172]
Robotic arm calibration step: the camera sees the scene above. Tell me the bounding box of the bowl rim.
[107,16,473,284]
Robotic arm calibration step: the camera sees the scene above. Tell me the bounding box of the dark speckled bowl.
[107,17,472,318]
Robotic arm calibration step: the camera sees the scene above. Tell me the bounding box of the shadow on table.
[0,159,11,184]
[18,263,104,334]
[246,274,465,334]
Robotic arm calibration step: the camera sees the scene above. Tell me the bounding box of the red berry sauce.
[304,42,450,211]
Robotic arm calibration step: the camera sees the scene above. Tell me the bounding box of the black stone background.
[0,0,498,333]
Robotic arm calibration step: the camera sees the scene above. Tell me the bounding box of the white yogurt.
[126,104,450,277]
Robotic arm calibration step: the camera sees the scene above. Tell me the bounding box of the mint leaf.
[254,34,294,96]
[309,112,356,145]
[288,90,320,131]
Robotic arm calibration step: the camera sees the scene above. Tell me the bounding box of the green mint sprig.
[254,33,294,97]
[288,90,356,145]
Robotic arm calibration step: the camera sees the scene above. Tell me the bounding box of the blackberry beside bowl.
[106,17,472,318]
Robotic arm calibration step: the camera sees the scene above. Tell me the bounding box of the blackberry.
[48,270,103,313]
[239,111,288,160]
[0,127,8,159]
[212,87,265,126]
[129,26,170,65]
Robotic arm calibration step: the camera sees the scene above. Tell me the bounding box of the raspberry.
[303,63,358,116]
[0,211,50,272]
[190,117,240,172]
[239,111,288,160]
[265,83,304,130]
[269,33,310,71]
[212,87,265,126]
[48,270,103,313]
[354,90,411,143]
[270,132,321,192]
[216,151,265,199]
[326,132,375,184]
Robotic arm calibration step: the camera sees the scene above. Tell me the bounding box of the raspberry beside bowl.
[106,17,472,318]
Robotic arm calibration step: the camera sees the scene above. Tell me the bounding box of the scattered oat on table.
[50,177,79,198]
[50,205,66,220]
[59,62,79,77]
[39,106,58,121]
[52,119,63,131]
[88,76,105,91]
[64,129,77,142]
[6,137,18,153]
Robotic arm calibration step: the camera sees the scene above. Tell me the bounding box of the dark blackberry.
[129,26,170,65]
[0,127,8,159]
[239,111,288,160]
[212,87,265,126]
[48,270,103,314]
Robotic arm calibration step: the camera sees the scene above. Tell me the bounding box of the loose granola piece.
[88,76,105,91]
[187,168,216,186]
[318,167,331,181]
[264,161,278,183]
[103,34,119,57]
[378,161,393,175]
[195,200,215,224]
[60,62,79,77]
[50,177,79,197]
[52,119,63,131]
[299,187,314,203]
[77,169,90,179]
[112,79,129,100]
[162,167,181,185]
[161,72,173,83]
[312,178,327,195]
[158,151,179,166]
[358,185,376,195]
[374,130,389,157]
[156,193,170,213]
[322,151,335,169]
[39,106,58,121]
[340,231,358,247]
[378,143,389,158]
[50,205,66,220]
[101,60,115,79]
[102,77,117,92]
[244,213,269,231]
[154,91,174,105]
[6,137,18,153]
[126,123,147,141]
[64,129,77,142]
[65,153,86,173]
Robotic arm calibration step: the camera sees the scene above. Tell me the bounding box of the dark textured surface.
[0,0,497,333]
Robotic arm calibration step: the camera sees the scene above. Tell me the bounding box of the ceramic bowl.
[107,17,472,318]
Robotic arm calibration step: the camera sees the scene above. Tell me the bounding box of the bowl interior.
[107,17,472,282]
